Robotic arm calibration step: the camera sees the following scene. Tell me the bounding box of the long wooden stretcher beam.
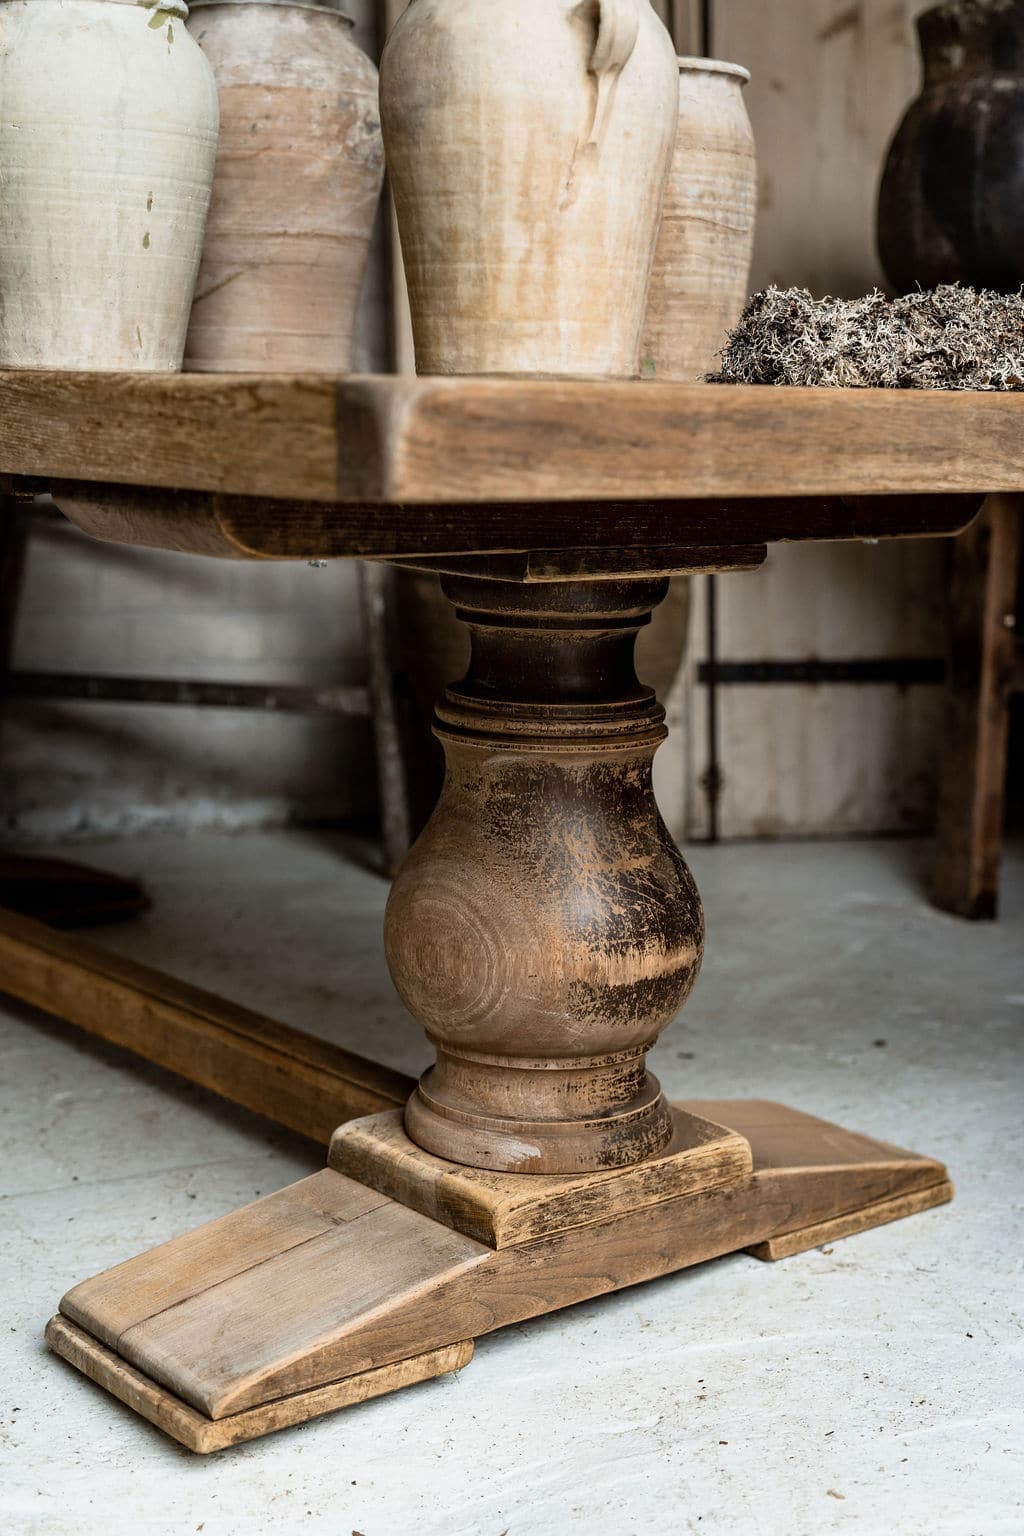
[0,907,414,1144]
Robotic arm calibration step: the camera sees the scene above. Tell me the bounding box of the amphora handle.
[582,0,640,145]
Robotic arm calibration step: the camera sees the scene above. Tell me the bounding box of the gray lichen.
[709,284,1024,390]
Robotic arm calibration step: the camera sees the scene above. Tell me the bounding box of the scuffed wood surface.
[47,1316,472,1453]
[329,1105,753,1247]
[60,1171,395,1349]
[0,373,1021,505]
[390,545,767,580]
[384,576,705,1174]
[59,1099,948,1430]
[50,481,981,562]
[746,1179,954,1261]
[0,907,413,1143]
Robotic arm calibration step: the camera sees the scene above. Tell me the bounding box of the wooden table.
[4,373,1017,1453]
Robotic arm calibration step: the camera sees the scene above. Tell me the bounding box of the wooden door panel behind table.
[686,0,945,839]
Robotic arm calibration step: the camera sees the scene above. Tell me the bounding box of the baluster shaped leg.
[385,575,704,1173]
[47,576,952,1453]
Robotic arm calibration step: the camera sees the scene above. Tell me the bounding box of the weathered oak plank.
[56,1099,949,1435]
[328,1105,753,1247]
[0,908,414,1143]
[745,1179,954,1261]
[931,494,1022,918]
[0,372,1021,506]
[46,1317,472,1453]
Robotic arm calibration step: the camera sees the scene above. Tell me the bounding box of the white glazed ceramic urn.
[185,0,384,372]
[0,0,219,370]
[380,0,679,379]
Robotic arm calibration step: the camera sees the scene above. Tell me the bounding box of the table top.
[1,372,1016,560]
[2,372,1022,502]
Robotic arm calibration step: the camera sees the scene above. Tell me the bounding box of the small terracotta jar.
[878,0,1024,293]
[380,0,679,378]
[0,0,218,371]
[641,57,756,382]
[185,0,385,372]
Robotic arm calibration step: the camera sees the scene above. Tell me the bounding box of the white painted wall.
[2,517,378,841]
[680,0,948,840]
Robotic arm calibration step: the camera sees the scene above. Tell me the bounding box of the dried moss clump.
[711,284,1024,390]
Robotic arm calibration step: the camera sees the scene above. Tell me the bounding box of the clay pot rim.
[187,0,353,18]
[676,55,751,84]
[18,0,190,12]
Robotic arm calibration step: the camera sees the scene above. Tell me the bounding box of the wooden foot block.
[46,1315,472,1453]
[52,1102,951,1452]
[329,1105,752,1247]
[745,1178,955,1261]
[59,1169,488,1421]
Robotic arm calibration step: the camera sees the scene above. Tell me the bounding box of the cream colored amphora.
[0,0,219,370]
[380,0,679,378]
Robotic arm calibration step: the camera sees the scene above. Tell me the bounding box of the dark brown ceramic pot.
[878,0,1024,293]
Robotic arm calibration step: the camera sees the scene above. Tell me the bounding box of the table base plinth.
[49,1099,950,1453]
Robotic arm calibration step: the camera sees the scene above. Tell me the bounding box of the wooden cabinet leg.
[0,491,29,723]
[931,494,1021,919]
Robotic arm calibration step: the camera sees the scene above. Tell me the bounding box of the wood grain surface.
[46,1316,472,1453]
[931,495,1022,918]
[384,577,704,1174]
[329,1106,753,1247]
[50,481,981,562]
[389,545,769,581]
[0,907,413,1143]
[0,372,1021,505]
[58,1099,949,1432]
[745,1179,954,1261]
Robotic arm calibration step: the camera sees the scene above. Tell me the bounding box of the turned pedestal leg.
[47,574,952,1452]
[385,576,703,1174]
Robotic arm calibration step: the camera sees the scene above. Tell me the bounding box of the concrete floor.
[1,831,1022,1535]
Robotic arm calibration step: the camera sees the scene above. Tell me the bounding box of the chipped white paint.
[380,0,679,377]
[0,0,218,370]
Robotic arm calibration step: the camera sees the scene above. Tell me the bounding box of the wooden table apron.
[2,372,1014,1452]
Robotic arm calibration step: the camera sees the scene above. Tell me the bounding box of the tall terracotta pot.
[380,0,679,378]
[641,57,756,382]
[0,0,218,371]
[878,0,1024,294]
[185,0,385,372]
